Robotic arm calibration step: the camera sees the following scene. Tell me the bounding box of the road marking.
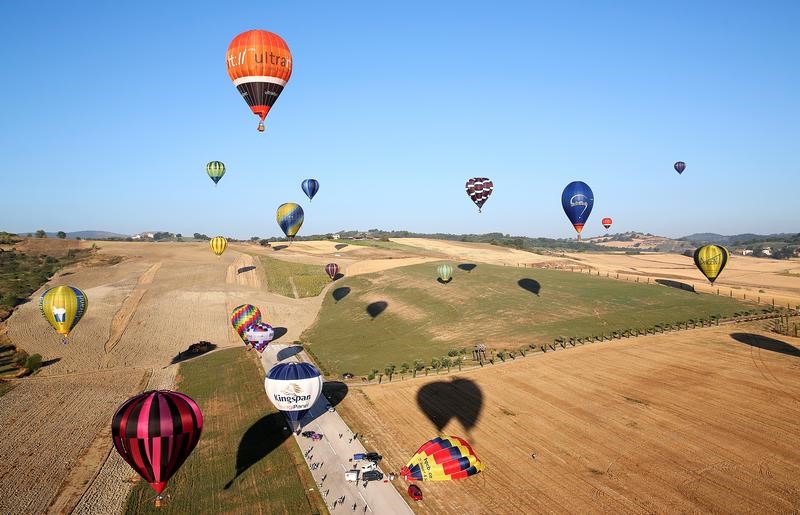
[340,463,346,471]
[358,492,366,504]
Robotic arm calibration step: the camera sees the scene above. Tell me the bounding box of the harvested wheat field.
[338,324,800,514]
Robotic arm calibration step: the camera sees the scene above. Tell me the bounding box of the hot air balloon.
[245,322,275,353]
[693,245,729,284]
[39,286,87,344]
[226,30,292,132]
[264,362,323,433]
[231,304,262,345]
[561,181,594,239]
[301,179,319,201]
[465,178,493,213]
[401,436,484,481]
[437,264,453,283]
[674,161,686,174]
[276,203,304,239]
[112,390,203,506]
[206,161,225,185]
[602,217,613,230]
[210,236,228,257]
[325,263,339,280]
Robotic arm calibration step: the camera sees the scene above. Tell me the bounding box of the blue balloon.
[301,179,320,201]
[264,362,323,431]
[561,181,594,237]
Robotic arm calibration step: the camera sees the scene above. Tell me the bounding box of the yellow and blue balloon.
[39,285,88,344]
[276,203,304,239]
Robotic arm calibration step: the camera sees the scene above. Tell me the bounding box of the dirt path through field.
[102,263,161,360]
[225,252,262,288]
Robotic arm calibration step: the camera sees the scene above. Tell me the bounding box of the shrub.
[367,372,375,381]
[447,349,459,357]
[497,351,507,362]
[25,354,42,372]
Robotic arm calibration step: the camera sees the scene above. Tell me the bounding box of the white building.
[741,249,753,256]
[761,247,772,256]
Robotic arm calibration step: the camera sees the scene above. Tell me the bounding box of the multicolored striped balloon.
[245,322,275,353]
[276,203,304,239]
[39,285,88,343]
[206,161,225,185]
[401,436,483,481]
[230,304,262,343]
[325,263,339,280]
[112,390,203,496]
[210,236,228,256]
[437,264,453,283]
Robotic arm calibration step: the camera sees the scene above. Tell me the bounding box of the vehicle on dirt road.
[365,452,382,462]
[408,484,423,501]
[310,433,323,440]
[345,470,360,482]
[361,461,377,472]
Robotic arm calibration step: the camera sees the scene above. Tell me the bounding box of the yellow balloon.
[693,245,729,284]
[39,286,88,340]
[210,236,228,256]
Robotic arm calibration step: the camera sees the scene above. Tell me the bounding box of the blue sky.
[1,1,798,239]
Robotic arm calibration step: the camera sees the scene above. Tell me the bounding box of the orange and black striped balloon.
[226,30,292,131]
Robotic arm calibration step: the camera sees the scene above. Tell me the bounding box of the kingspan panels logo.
[700,252,722,266]
[272,382,312,407]
[570,194,590,216]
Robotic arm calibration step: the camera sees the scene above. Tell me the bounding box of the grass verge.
[257,255,330,298]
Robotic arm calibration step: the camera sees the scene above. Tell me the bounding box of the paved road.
[260,344,414,515]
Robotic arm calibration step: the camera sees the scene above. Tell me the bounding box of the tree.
[413,360,424,378]
[400,362,410,379]
[441,356,452,373]
[384,364,396,382]
[56,231,66,239]
[26,233,32,237]
[75,237,82,241]
[35,230,47,238]
[176,233,182,238]
[454,356,463,371]
[430,357,440,374]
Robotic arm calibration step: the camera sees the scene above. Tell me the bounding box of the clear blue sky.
[2,1,798,239]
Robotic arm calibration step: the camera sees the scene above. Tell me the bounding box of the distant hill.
[585,232,691,252]
[680,233,800,245]
[18,230,130,240]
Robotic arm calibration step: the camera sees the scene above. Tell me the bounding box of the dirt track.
[340,325,800,514]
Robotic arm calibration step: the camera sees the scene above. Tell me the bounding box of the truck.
[345,470,360,482]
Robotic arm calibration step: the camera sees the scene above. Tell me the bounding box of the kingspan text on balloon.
[272,393,312,404]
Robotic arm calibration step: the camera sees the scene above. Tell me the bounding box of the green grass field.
[257,255,330,298]
[302,262,747,376]
[125,348,325,514]
[334,239,424,253]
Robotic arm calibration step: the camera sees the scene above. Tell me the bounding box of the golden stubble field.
[1,238,798,514]
[339,324,800,514]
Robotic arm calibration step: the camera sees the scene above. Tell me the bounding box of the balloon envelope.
[226,30,292,131]
[210,237,228,256]
[465,178,493,212]
[674,161,686,174]
[561,181,594,236]
[265,362,323,431]
[401,436,483,481]
[39,285,88,339]
[601,217,613,230]
[301,179,319,201]
[437,264,453,283]
[276,203,304,238]
[112,390,203,495]
[325,263,339,280]
[206,161,225,185]
[246,322,275,352]
[231,304,262,343]
[693,245,728,284]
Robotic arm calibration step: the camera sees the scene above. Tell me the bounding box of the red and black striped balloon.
[112,390,203,495]
[325,263,339,280]
[465,177,493,213]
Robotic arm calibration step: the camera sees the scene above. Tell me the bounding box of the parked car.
[310,433,324,440]
[345,470,360,482]
[408,484,423,501]
[301,431,316,438]
[365,452,382,462]
[362,470,384,482]
[360,461,377,472]
[352,453,366,461]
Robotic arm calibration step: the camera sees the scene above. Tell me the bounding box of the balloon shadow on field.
[237,265,257,274]
[224,412,292,490]
[655,279,696,292]
[730,333,800,357]
[366,301,388,319]
[458,263,477,273]
[417,378,483,434]
[335,244,349,250]
[518,278,541,296]
[277,345,303,361]
[170,341,217,365]
[333,273,345,281]
[272,327,288,341]
[332,287,351,302]
[322,381,349,408]
[437,278,453,284]
[273,245,288,251]
[41,357,61,368]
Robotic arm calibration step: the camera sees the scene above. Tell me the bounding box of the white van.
[345,470,360,482]
[360,461,377,472]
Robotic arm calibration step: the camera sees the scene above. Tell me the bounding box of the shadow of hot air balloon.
[237,266,257,274]
[272,327,288,341]
[335,244,348,251]
[655,279,696,293]
[366,301,388,319]
[417,378,483,433]
[224,413,292,489]
[458,263,477,273]
[273,245,288,251]
[332,287,351,303]
[517,278,541,296]
[277,345,303,361]
[730,333,800,357]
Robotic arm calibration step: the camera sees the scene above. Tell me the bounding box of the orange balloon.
[226,30,293,131]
